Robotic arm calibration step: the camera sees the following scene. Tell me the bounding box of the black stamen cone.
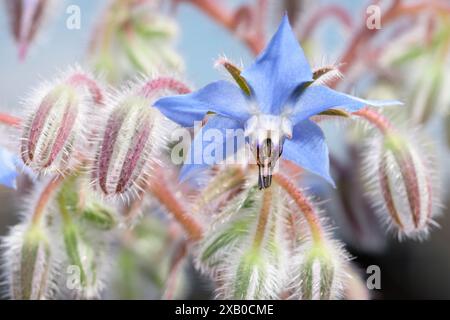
[258,165,273,189]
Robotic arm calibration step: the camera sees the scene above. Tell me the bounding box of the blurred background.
[0,0,449,299]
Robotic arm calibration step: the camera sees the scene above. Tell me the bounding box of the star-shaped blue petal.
[0,147,20,189]
[282,120,334,186]
[241,15,313,114]
[153,14,402,187]
[180,115,244,182]
[154,80,250,126]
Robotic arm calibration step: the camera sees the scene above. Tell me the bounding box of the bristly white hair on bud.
[361,127,441,240]
[1,177,65,300]
[289,239,349,300]
[197,182,289,299]
[311,63,343,87]
[20,66,104,175]
[1,219,57,300]
[91,76,187,200]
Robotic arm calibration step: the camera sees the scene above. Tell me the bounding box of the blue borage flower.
[154,15,401,189]
[0,147,20,189]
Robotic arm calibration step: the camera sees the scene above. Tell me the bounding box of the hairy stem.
[149,176,203,241]
[352,107,394,134]
[328,0,450,88]
[182,0,265,55]
[31,175,64,225]
[67,73,104,105]
[0,112,21,127]
[273,173,323,243]
[252,188,272,249]
[140,77,191,98]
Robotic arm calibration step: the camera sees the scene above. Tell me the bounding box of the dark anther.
[258,164,273,189]
[256,138,278,189]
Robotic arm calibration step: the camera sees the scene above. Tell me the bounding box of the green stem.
[252,188,272,249]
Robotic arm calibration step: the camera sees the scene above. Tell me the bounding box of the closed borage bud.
[92,95,160,198]
[198,184,288,299]
[291,240,348,300]
[2,223,54,300]
[21,69,103,174]
[92,78,189,198]
[363,130,440,239]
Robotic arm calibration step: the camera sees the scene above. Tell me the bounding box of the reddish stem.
[0,112,21,127]
[273,173,323,243]
[352,107,394,134]
[140,77,191,98]
[67,73,104,105]
[331,0,450,88]
[32,175,64,224]
[181,0,265,55]
[253,188,272,248]
[149,173,203,241]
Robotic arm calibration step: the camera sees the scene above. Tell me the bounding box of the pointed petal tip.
[278,12,294,35]
[281,12,290,24]
[393,100,404,106]
[368,99,404,107]
[326,175,336,189]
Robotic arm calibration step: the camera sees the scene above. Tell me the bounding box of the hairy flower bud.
[92,95,161,198]
[290,240,348,300]
[2,223,54,300]
[21,69,103,174]
[363,130,440,239]
[91,78,188,198]
[198,184,288,299]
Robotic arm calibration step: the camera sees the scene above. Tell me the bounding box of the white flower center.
[244,114,293,189]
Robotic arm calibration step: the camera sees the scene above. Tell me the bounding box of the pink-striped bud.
[290,239,348,300]
[3,222,54,300]
[91,77,190,198]
[363,131,440,239]
[21,70,103,174]
[91,95,161,198]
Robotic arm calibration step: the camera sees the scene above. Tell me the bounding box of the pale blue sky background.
[0,0,361,111]
[0,0,251,110]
